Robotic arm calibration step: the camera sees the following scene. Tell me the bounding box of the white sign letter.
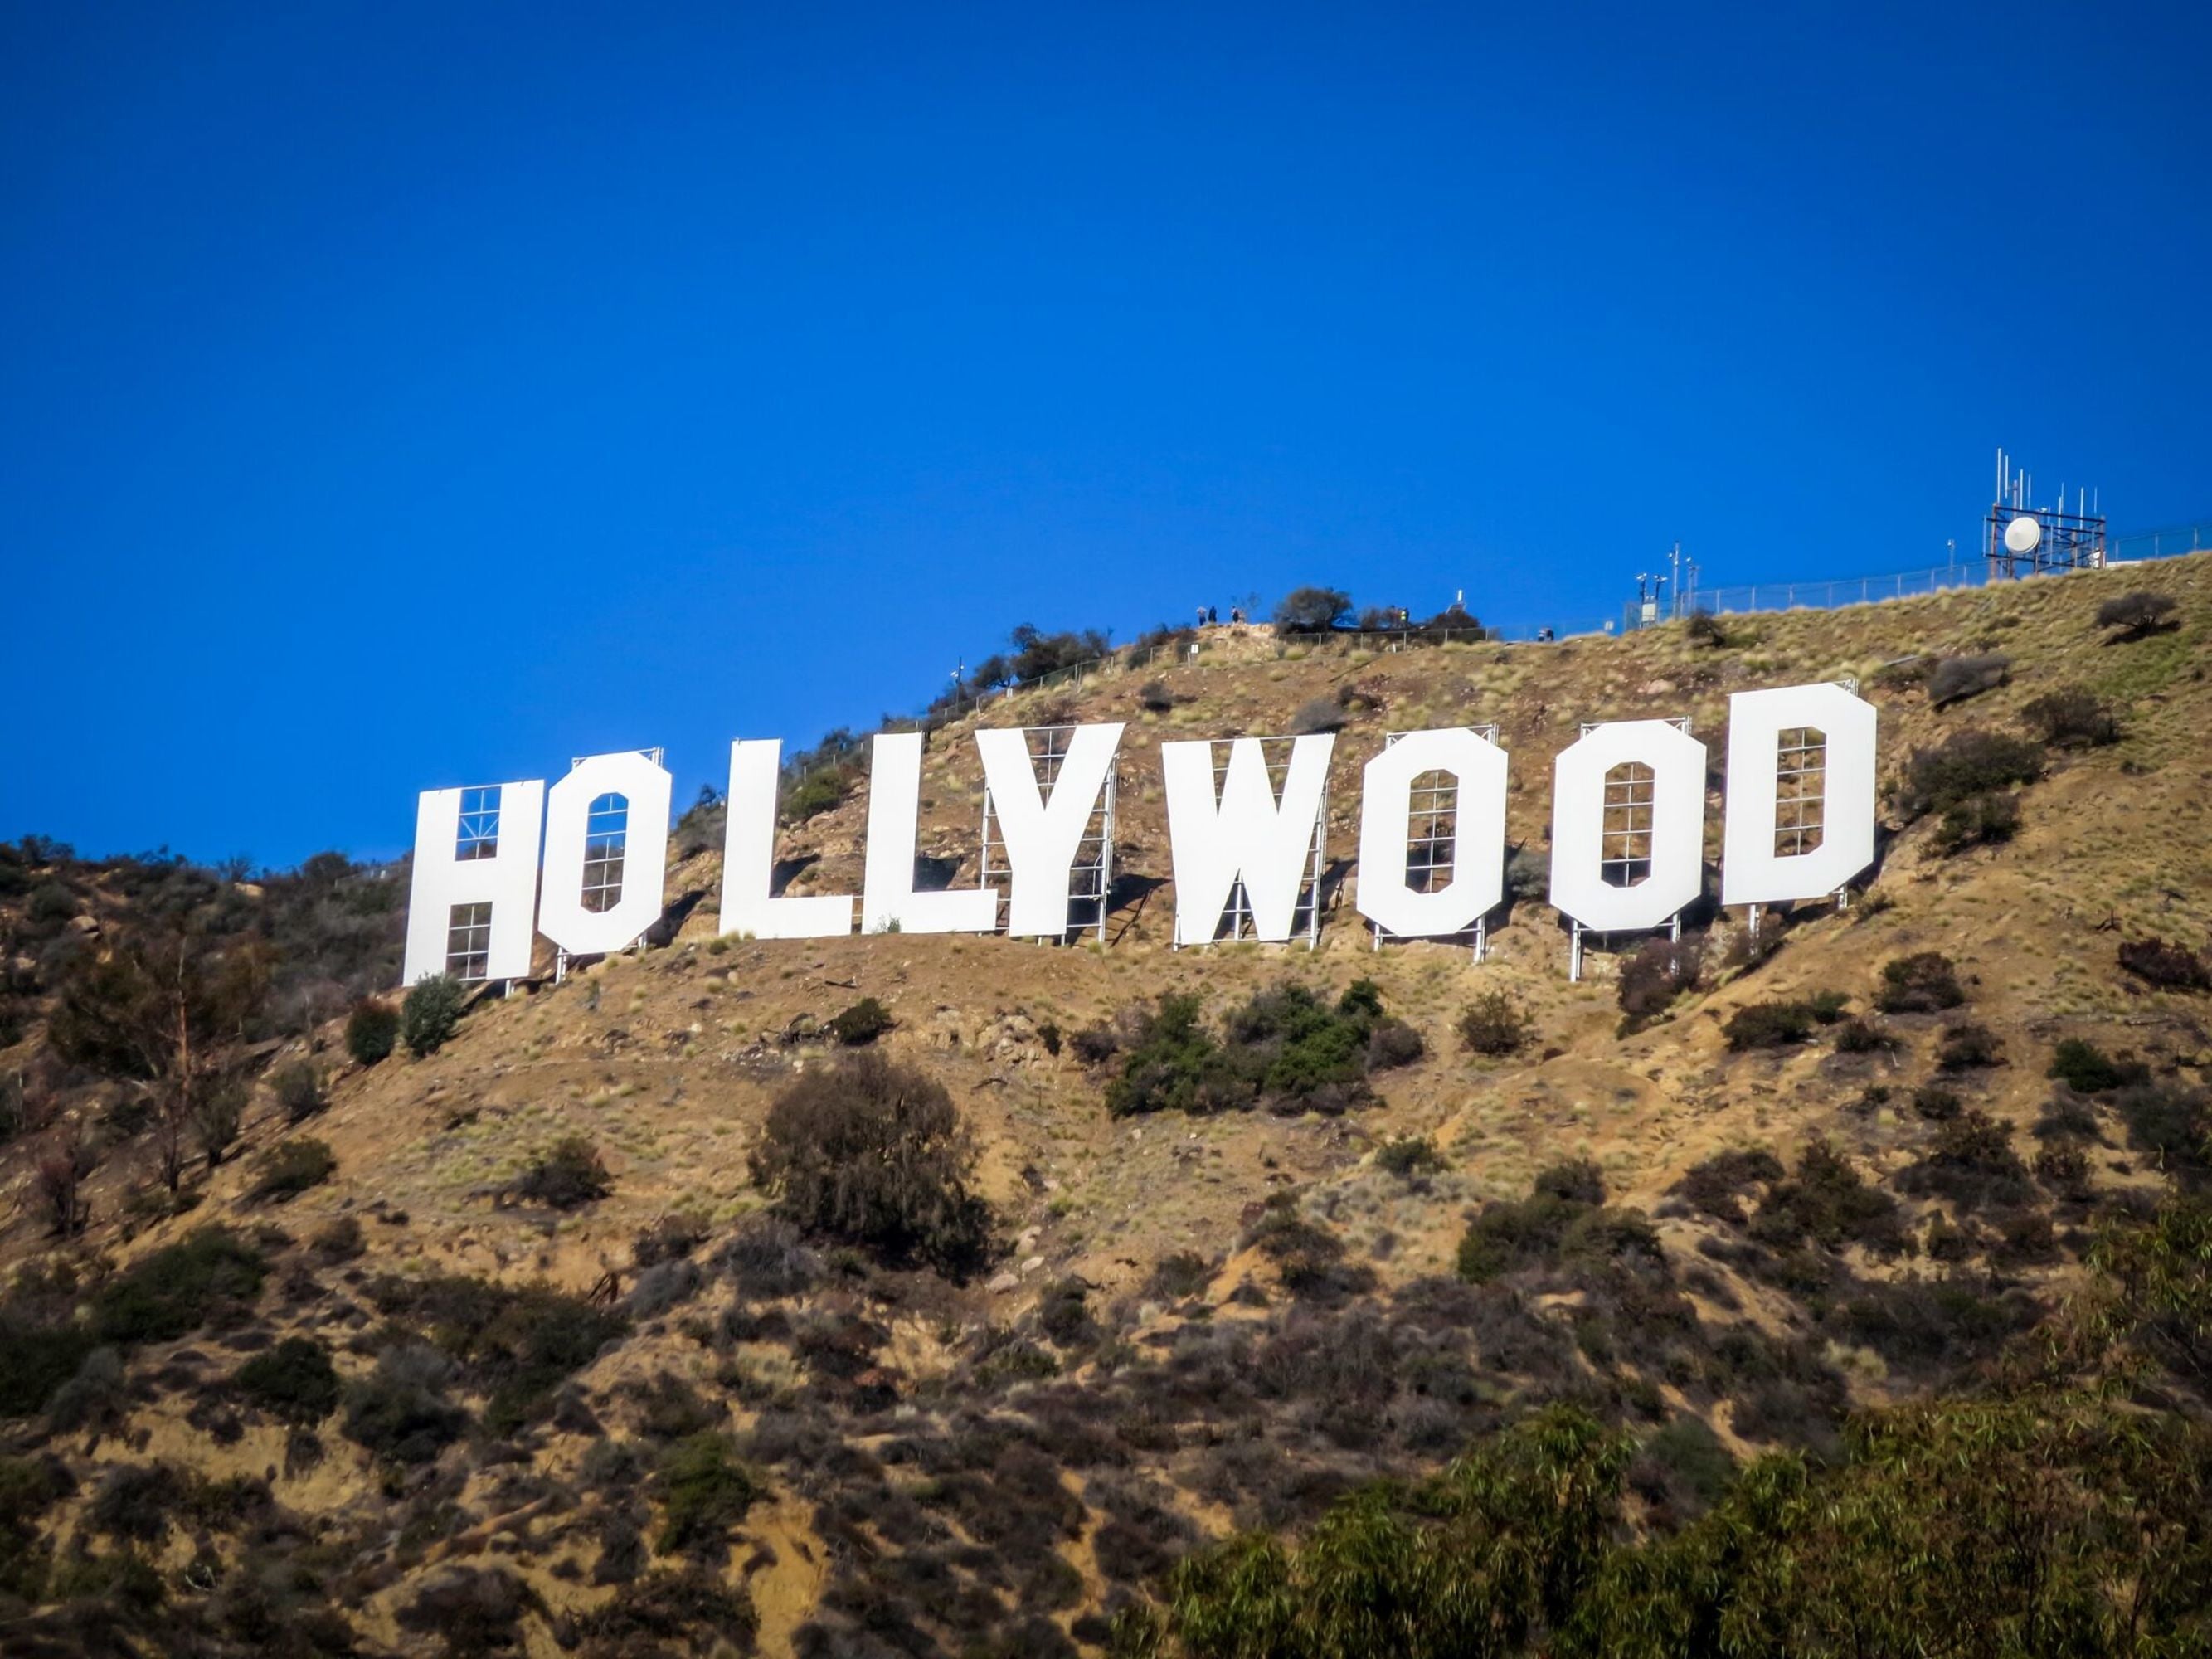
[401,780,545,986]
[539,750,673,956]
[861,731,999,934]
[1720,683,1877,906]
[719,739,856,939]
[1162,735,1334,945]
[975,723,1124,937]
[1354,727,1507,939]
[1549,720,1706,932]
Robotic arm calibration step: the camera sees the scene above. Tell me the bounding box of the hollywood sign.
[401,681,1874,986]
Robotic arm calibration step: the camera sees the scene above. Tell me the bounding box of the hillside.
[3,554,2212,1657]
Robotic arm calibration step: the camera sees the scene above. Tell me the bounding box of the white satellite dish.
[2003,514,2043,555]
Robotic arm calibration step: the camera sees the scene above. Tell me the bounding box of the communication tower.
[1986,450,2105,579]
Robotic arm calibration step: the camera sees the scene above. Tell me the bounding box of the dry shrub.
[749,1051,990,1276]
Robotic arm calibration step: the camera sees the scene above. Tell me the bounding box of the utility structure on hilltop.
[1987,449,2107,579]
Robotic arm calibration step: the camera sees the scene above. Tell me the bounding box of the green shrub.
[2111,1082,2212,1181]
[1243,1204,1369,1300]
[396,1566,543,1656]
[573,1569,759,1657]
[1458,1161,1607,1283]
[1893,732,2042,820]
[1458,989,1534,1056]
[1145,1251,1213,1301]
[1106,981,1407,1118]
[1672,1148,1784,1224]
[512,1136,613,1209]
[343,1344,469,1464]
[1930,791,2021,854]
[1619,937,1703,1020]
[1748,1140,1903,1255]
[2118,937,2212,992]
[234,1336,340,1424]
[1936,1022,2004,1071]
[190,1079,245,1170]
[1105,994,1233,1117]
[312,1215,366,1262]
[1912,1084,1962,1121]
[749,1050,991,1275]
[826,996,894,1045]
[2021,686,2120,748]
[654,1433,764,1555]
[1364,1017,1425,1071]
[1376,1136,1450,1178]
[1636,1414,1738,1514]
[1833,1015,1891,1053]
[0,1320,97,1419]
[346,998,400,1064]
[2049,1038,2146,1094]
[1898,1109,2030,1210]
[1875,951,1966,1014]
[1926,653,2010,707]
[1723,1000,1817,1050]
[91,1228,266,1345]
[401,974,468,1057]
[272,1060,328,1122]
[0,1454,68,1600]
[250,1137,336,1203]
[363,1273,628,1434]
[88,1461,188,1544]
[2097,591,2179,637]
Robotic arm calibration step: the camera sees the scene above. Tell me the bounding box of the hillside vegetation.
[3,554,2212,1657]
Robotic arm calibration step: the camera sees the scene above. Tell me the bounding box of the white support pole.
[1096,765,1116,944]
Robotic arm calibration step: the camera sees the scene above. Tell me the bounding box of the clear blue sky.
[2,2,2205,869]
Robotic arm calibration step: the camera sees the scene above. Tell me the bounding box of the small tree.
[2096,591,2178,639]
[1459,989,1534,1057]
[33,1119,95,1237]
[1875,951,1966,1014]
[2021,687,2119,749]
[749,1051,990,1275]
[250,1137,336,1202]
[826,997,894,1045]
[1892,731,2042,820]
[1271,587,1353,633]
[347,999,400,1065]
[48,928,270,1193]
[190,1079,246,1171]
[402,975,468,1058]
[512,1136,613,1209]
[272,1061,327,1123]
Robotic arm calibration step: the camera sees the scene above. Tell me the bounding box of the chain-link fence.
[1626,519,2210,632]
[2112,521,2212,563]
[897,519,2211,727]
